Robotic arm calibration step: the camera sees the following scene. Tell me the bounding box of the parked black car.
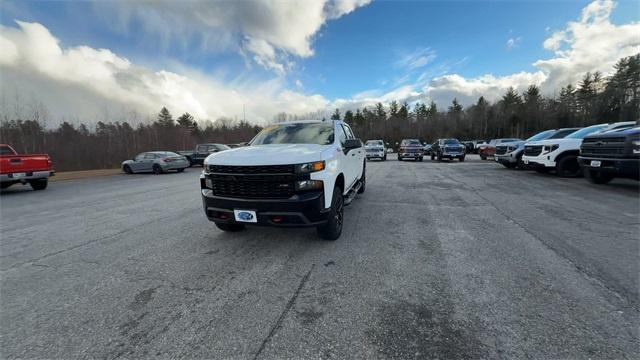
[178,143,231,167]
[431,138,465,162]
[578,126,639,184]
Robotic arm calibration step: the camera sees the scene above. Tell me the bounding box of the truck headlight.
[632,140,640,154]
[295,180,323,191]
[296,161,325,173]
[543,144,559,153]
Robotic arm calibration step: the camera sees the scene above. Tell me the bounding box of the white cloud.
[396,47,437,71]
[334,0,640,109]
[534,0,639,93]
[0,21,329,125]
[101,0,371,75]
[506,36,522,51]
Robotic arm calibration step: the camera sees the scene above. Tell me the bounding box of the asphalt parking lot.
[1,155,638,359]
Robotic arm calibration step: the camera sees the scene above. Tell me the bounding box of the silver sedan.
[122,151,190,174]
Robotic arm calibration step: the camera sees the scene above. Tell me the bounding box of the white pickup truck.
[200,120,366,240]
[522,121,636,177]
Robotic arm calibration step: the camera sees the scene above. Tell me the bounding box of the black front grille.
[210,174,295,199]
[581,137,627,158]
[208,164,294,174]
[495,146,508,155]
[207,164,297,199]
[524,145,543,156]
[444,146,463,152]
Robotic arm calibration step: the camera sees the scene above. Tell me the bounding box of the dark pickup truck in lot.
[178,143,231,166]
[578,126,639,184]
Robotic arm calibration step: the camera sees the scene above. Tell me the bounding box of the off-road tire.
[480,154,487,160]
[215,223,245,232]
[584,169,614,184]
[29,179,48,191]
[556,155,581,177]
[459,156,465,162]
[317,186,344,241]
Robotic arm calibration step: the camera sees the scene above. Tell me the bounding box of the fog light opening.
[272,216,284,223]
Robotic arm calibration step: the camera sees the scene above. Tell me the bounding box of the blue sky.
[0,0,638,123]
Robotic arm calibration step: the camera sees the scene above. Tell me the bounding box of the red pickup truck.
[0,144,54,190]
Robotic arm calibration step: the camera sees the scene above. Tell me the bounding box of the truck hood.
[525,138,582,147]
[204,144,329,166]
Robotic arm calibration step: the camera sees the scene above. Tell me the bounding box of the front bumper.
[578,156,640,180]
[0,170,54,183]
[522,153,556,168]
[366,151,386,159]
[495,151,521,164]
[201,189,330,227]
[441,152,464,159]
[399,152,423,158]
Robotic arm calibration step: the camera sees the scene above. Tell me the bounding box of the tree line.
[333,54,639,146]
[0,54,637,171]
[0,107,261,171]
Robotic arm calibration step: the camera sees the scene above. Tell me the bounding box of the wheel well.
[335,174,344,192]
[555,150,579,162]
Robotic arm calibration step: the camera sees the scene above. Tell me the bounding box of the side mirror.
[344,139,362,151]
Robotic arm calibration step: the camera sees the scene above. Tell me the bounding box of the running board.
[343,181,362,206]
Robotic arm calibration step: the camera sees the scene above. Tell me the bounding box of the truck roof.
[272,119,338,125]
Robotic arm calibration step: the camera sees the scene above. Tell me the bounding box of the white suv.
[200,120,366,240]
[522,122,636,177]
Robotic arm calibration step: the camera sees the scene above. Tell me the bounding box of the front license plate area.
[590,160,601,167]
[12,173,26,179]
[234,210,257,223]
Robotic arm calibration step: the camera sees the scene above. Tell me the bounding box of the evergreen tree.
[343,110,354,123]
[330,108,341,120]
[156,107,174,127]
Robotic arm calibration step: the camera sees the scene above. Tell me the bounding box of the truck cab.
[200,120,366,240]
[179,143,231,167]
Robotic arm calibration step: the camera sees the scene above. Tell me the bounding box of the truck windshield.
[443,139,460,144]
[565,125,608,139]
[401,139,421,146]
[526,130,554,142]
[250,122,334,145]
[366,140,383,146]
